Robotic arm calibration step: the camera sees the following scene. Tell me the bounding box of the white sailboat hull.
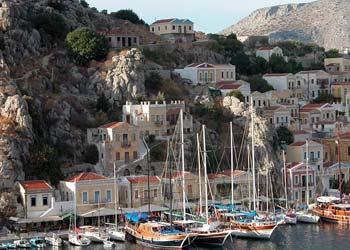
[108,230,125,242]
[45,234,63,246]
[297,212,319,224]
[68,233,91,246]
[231,225,278,239]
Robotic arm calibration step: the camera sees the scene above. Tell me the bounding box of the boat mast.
[169,142,173,227]
[230,121,234,207]
[306,139,309,206]
[337,121,342,203]
[180,109,186,221]
[266,168,269,213]
[250,97,257,211]
[197,133,203,215]
[247,145,251,211]
[282,150,288,209]
[114,163,118,230]
[203,125,209,225]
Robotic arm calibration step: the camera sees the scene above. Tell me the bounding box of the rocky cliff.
[221,0,350,50]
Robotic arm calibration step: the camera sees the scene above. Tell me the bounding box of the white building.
[174,62,236,86]
[18,180,54,218]
[256,46,285,62]
[263,73,294,90]
[296,70,331,100]
[217,80,251,102]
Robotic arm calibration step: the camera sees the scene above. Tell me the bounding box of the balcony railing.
[121,141,131,148]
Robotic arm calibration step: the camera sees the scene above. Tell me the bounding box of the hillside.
[220,0,350,50]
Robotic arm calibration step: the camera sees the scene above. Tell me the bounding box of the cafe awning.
[9,216,62,224]
[79,208,119,218]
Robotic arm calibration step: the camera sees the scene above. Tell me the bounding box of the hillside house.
[122,100,193,136]
[97,29,140,49]
[256,46,285,62]
[150,18,194,43]
[324,58,350,72]
[296,70,331,100]
[331,82,350,105]
[262,106,292,128]
[174,62,236,86]
[217,80,251,102]
[299,103,336,131]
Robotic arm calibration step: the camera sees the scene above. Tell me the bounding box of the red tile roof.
[218,84,241,90]
[152,18,176,24]
[287,162,303,169]
[99,122,124,129]
[300,103,328,113]
[316,121,337,125]
[66,172,108,182]
[326,63,339,66]
[323,162,335,169]
[332,82,350,86]
[289,141,306,147]
[223,170,245,177]
[19,180,53,191]
[207,173,228,180]
[263,73,290,77]
[339,133,350,140]
[127,176,160,184]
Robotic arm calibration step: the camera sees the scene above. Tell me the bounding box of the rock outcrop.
[221,0,350,50]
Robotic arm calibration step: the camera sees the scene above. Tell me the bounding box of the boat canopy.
[238,210,257,217]
[125,212,148,223]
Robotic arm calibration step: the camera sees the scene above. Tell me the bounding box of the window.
[153,189,158,198]
[309,174,312,183]
[226,72,229,78]
[189,26,192,31]
[101,153,104,159]
[172,25,175,30]
[277,117,279,124]
[199,72,202,81]
[188,185,193,196]
[348,146,350,156]
[309,190,312,198]
[132,133,136,141]
[318,151,321,159]
[286,116,289,123]
[144,190,149,199]
[165,26,167,30]
[94,191,100,204]
[222,72,224,78]
[108,37,111,42]
[116,152,120,161]
[158,27,160,31]
[152,27,154,32]
[294,175,299,185]
[122,134,128,145]
[304,152,306,159]
[125,152,130,162]
[135,190,139,199]
[133,151,138,159]
[106,190,112,202]
[231,72,233,79]
[133,37,137,43]
[82,192,88,204]
[31,196,36,207]
[42,196,48,206]
[295,191,299,200]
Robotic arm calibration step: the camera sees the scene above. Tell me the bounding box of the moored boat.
[285,211,297,225]
[45,233,63,246]
[81,225,108,243]
[108,228,125,242]
[2,242,16,249]
[103,239,115,248]
[29,237,46,248]
[312,199,350,224]
[68,232,92,246]
[14,239,31,248]
[296,210,319,224]
[0,243,7,250]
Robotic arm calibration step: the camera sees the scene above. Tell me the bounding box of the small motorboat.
[285,212,297,225]
[103,239,115,248]
[297,210,319,224]
[45,233,63,246]
[108,228,125,242]
[2,242,16,249]
[14,239,31,248]
[29,237,46,248]
[68,232,92,246]
[0,243,7,250]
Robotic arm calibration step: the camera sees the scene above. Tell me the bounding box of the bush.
[145,72,163,94]
[227,90,244,102]
[242,75,274,93]
[325,49,341,58]
[312,93,334,104]
[32,12,67,42]
[96,93,110,112]
[111,9,146,25]
[66,27,109,65]
[277,126,294,145]
[80,0,89,8]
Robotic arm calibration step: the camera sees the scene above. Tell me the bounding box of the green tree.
[80,0,89,8]
[33,12,67,42]
[96,93,110,112]
[269,54,288,73]
[312,93,334,103]
[111,9,146,25]
[242,75,274,93]
[325,49,341,58]
[145,72,163,94]
[29,144,63,185]
[65,27,109,65]
[277,126,294,145]
[227,90,244,102]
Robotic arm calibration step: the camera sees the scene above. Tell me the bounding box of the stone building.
[97,29,140,49]
[150,18,194,43]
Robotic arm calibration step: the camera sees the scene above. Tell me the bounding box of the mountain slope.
[221,0,350,50]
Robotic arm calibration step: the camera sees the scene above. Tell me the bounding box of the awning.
[61,212,74,220]
[9,216,63,224]
[79,208,119,218]
[136,204,169,213]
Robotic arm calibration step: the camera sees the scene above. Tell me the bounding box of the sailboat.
[68,177,91,246]
[107,164,126,242]
[312,123,350,223]
[229,98,278,239]
[174,123,231,246]
[296,140,319,224]
[124,116,197,249]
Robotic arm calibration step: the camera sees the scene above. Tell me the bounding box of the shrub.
[145,72,163,94]
[66,27,109,65]
[110,9,146,25]
[80,0,89,8]
[32,12,67,42]
[227,90,244,102]
[242,75,274,93]
[96,93,110,112]
[277,126,294,145]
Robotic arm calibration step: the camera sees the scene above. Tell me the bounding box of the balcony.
[154,120,163,127]
[121,141,131,148]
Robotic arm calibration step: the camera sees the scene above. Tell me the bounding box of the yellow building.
[118,175,162,208]
[321,133,350,165]
[87,122,141,174]
[331,82,350,105]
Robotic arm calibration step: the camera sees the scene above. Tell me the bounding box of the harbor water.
[39,223,349,250]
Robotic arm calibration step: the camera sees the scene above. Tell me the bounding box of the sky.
[86,0,314,33]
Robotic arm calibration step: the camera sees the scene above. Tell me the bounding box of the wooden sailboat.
[282,150,297,225]
[124,114,197,249]
[296,140,319,224]
[174,124,231,246]
[107,163,126,241]
[312,122,350,224]
[229,98,278,239]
